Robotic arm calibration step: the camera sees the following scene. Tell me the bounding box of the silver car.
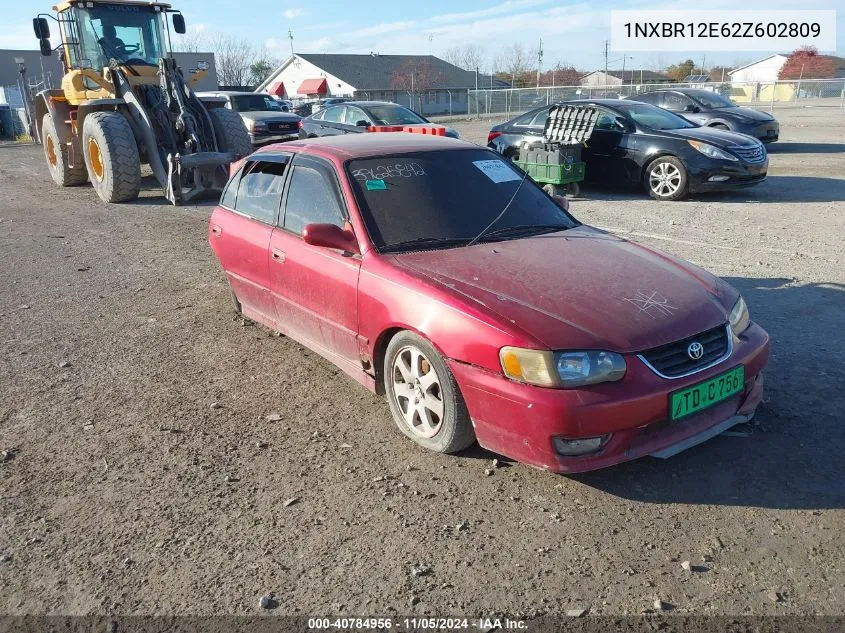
[198,91,302,146]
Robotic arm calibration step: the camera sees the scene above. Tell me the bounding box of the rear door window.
[635,92,662,106]
[233,156,291,224]
[282,160,346,235]
[662,93,693,111]
[322,106,346,124]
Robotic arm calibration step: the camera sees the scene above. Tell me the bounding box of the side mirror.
[355,120,369,127]
[302,223,360,255]
[39,38,52,57]
[172,13,186,34]
[33,17,50,39]
[683,104,700,113]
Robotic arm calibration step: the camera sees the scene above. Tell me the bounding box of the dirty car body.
[208,134,769,473]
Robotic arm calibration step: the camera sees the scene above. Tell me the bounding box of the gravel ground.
[1,107,844,619]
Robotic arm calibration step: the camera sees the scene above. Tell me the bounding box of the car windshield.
[614,102,697,130]
[365,105,427,125]
[231,95,281,112]
[347,149,578,253]
[690,91,736,109]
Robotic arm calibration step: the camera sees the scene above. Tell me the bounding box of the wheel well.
[708,121,730,128]
[372,327,404,396]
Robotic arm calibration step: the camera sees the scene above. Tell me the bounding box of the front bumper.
[250,131,299,146]
[738,121,779,143]
[448,322,769,473]
[686,155,768,193]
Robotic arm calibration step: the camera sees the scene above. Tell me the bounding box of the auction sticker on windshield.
[473,160,521,183]
[670,365,745,421]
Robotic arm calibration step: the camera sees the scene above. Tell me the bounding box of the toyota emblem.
[687,341,704,360]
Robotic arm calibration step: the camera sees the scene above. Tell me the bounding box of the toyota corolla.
[209,133,769,473]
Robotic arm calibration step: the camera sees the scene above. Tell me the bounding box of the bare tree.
[174,31,259,87]
[442,44,485,71]
[500,43,532,86]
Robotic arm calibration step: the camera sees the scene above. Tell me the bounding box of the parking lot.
[1,106,844,617]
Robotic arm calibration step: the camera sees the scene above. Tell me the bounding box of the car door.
[341,105,372,133]
[315,105,347,136]
[267,155,361,368]
[210,154,291,326]
[583,109,631,183]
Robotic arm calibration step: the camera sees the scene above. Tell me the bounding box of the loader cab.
[57,2,171,70]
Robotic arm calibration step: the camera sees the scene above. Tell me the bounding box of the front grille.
[730,144,766,164]
[640,325,730,378]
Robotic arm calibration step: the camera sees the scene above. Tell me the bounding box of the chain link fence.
[468,79,845,119]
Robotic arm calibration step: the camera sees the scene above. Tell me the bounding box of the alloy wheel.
[649,161,681,197]
[391,345,444,439]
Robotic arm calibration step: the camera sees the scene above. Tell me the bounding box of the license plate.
[767,129,777,136]
[670,366,745,421]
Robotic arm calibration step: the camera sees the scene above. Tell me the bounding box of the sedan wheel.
[384,331,475,453]
[646,156,688,201]
[392,346,444,439]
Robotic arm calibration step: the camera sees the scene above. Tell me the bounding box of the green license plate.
[670,366,745,421]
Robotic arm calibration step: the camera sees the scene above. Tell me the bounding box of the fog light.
[553,435,609,457]
[708,175,730,182]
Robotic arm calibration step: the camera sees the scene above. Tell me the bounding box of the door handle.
[211,224,222,237]
[272,249,286,263]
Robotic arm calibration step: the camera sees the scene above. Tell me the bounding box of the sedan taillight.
[487,131,503,144]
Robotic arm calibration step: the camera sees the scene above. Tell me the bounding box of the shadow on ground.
[552,278,845,510]
[767,142,845,154]
[580,174,845,203]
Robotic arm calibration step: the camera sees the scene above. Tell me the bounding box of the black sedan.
[299,101,459,139]
[487,100,768,201]
[627,89,779,143]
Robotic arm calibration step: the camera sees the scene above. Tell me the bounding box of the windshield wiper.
[478,224,572,241]
[380,237,473,253]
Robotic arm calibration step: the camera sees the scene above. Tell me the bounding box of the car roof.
[260,133,473,160]
[324,101,408,108]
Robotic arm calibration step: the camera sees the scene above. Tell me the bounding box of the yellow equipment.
[32,0,251,204]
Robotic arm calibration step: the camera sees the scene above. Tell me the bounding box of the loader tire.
[42,114,87,187]
[82,111,141,204]
[209,108,252,159]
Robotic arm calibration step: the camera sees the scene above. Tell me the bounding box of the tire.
[41,114,87,187]
[644,156,688,201]
[209,108,252,159]
[82,111,141,203]
[565,182,580,197]
[383,331,475,454]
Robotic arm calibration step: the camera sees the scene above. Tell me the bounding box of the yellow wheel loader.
[32,1,251,205]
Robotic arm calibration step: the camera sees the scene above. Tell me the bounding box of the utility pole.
[536,37,543,88]
[604,40,609,85]
[288,29,294,57]
[622,54,627,85]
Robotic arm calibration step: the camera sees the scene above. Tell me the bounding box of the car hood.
[240,111,301,123]
[389,226,735,353]
[661,125,760,148]
[718,107,776,122]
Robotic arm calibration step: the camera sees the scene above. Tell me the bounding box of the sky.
[3,0,842,73]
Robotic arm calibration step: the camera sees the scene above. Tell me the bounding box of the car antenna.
[467,170,529,247]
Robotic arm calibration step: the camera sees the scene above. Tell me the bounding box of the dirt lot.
[1,107,844,619]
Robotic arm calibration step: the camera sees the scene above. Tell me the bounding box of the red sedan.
[208,133,769,473]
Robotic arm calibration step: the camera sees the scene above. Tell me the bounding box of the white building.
[728,55,788,84]
[256,53,504,115]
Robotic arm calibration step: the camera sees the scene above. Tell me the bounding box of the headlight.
[729,296,750,335]
[500,348,626,388]
[555,351,626,387]
[688,140,738,162]
[254,121,267,131]
[244,119,256,132]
